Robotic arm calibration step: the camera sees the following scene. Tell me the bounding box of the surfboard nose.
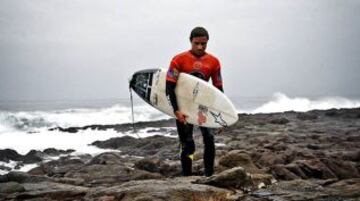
[129,73,136,89]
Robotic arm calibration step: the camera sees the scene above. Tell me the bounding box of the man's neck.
[190,50,206,58]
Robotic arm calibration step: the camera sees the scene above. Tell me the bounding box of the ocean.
[1,92,360,174]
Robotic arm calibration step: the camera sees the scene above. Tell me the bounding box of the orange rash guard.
[166,50,223,88]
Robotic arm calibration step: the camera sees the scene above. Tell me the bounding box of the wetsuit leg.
[176,120,195,176]
[200,127,215,177]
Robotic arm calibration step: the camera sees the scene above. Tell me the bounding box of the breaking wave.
[250,92,360,114]
[1,93,359,133]
[0,104,168,134]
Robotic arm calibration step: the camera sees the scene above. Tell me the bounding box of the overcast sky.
[0,0,359,101]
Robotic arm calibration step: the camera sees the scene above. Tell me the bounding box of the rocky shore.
[1,108,359,200]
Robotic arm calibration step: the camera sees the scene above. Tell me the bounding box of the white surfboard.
[129,68,238,128]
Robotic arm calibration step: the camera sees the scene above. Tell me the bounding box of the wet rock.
[327,178,360,197]
[0,181,25,194]
[92,136,138,149]
[319,158,360,179]
[28,156,85,177]
[297,113,318,120]
[134,157,163,173]
[85,177,234,201]
[339,150,360,162]
[22,150,44,164]
[87,152,126,166]
[0,171,52,184]
[284,163,308,179]
[269,117,289,124]
[295,159,337,179]
[195,167,254,190]
[64,162,163,187]
[257,151,285,167]
[92,135,178,160]
[218,151,262,174]
[43,148,75,156]
[12,181,89,201]
[270,165,300,180]
[0,149,22,162]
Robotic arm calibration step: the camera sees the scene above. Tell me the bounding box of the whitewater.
[0,93,359,174]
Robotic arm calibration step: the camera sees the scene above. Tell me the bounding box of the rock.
[43,148,74,156]
[28,156,85,177]
[92,136,138,149]
[218,151,262,174]
[195,167,254,190]
[295,159,337,179]
[0,149,22,162]
[134,157,163,173]
[87,152,126,166]
[284,163,308,179]
[85,177,234,201]
[319,158,360,179]
[12,181,89,200]
[269,117,289,125]
[92,135,178,160]
[297,113,318,120]
[22,150,44,164]
[264,142,288,151]
[0,171,52,183]
[250,178,360,200]
[257,151,285,167]
[327,178,360,197]
[0,165,12,172]
[65,163,163,187]
[263,179,326,200]
[270,165,300,180]
[339,150,360,162]
[0,182,25,194]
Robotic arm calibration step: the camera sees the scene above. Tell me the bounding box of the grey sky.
[0,0,359,101]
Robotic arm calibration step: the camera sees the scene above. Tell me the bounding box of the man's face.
[191,36,208,57]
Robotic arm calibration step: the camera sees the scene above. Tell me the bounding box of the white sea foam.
[0,103,168,134]
[250,92,360,114]
[0,127,176,175]
[0,127,176,155]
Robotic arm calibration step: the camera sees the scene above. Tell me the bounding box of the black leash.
[129,86,139,138]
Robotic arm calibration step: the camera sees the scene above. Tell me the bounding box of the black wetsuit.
[166,79,223,177]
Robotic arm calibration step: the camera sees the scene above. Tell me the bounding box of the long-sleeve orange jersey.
[166,51,223,88]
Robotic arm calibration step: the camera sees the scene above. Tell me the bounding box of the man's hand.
[175,110,188,124]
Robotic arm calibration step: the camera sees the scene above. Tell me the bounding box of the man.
[166,27,223,177]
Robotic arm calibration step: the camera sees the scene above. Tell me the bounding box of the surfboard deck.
[129,68,238,128]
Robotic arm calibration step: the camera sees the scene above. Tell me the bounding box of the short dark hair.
[189,27,209,41]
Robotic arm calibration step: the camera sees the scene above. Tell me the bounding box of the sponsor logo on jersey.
[167,68,179,80]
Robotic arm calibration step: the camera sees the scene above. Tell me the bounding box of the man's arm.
[165,80,179,112]
[166,64,187,123]
[211,63,224,93]
[166,80,188,123]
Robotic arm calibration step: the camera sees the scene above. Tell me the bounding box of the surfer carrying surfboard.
[166,27,224,177]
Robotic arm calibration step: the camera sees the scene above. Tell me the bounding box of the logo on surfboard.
[210,111,227,127]
[197,105,208,125]
[193,82,200,101]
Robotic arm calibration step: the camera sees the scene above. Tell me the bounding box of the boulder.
[270,165,300,180]
[218,151,262,174]
[22,150,44,164]
[85,177,234,201]
[0,182,25,194]
[295,159,337,179]
[195,167,254,190]
[0,149,22,162]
